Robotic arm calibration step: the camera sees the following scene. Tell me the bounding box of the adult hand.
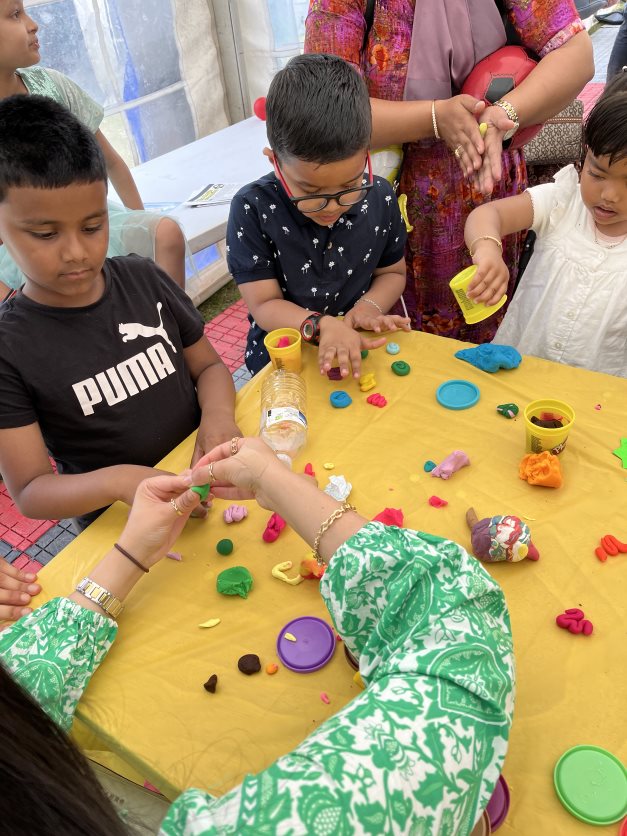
[344,305,411,334]
[467,243,510,305]
[318,316,386,378]
[192,437,288,511]
[189,416,243,517]
[190,417,243,469]
[116,473,201,570]
[471,105,515,195]
[0,558,41,623]
[435,95,486,176]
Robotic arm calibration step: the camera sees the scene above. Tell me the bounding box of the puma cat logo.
[118,302,176,353]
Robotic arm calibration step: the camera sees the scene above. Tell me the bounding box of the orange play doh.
[300,556,326,580]
[518,451,563,488]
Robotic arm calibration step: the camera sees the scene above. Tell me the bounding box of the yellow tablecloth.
[35,332,627,833]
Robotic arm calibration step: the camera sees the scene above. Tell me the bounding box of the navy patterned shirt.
[226,172,406,374]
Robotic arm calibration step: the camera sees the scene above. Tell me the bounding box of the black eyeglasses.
[273,153,373,213]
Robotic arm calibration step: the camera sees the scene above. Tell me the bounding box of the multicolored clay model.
[466,508,540,563]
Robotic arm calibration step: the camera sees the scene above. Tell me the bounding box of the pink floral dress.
[304,0,584,342]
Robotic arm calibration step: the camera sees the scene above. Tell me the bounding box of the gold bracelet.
[431,99,440,140]
[469,235,503,258]
[357,296,383,314]
[313,501,356,565]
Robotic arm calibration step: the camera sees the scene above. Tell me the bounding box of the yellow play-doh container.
[449,265,507,325]
[264,327,302,373]
[524,398,575,455]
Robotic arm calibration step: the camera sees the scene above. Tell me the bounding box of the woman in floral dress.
[305,1,593,342]
[0,438,514,834]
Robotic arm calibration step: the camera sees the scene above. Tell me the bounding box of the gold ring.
[230,437,240,456]
[454,145,462,159]
[207,462,215,483]
[170,498,184,516]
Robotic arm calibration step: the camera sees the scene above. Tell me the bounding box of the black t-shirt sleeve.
[226,190,277,285]
[0,349,37,428]
[376,182,408,269]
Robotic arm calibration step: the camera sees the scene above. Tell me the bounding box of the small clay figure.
[431,450,470,480]
[466,508,539,563]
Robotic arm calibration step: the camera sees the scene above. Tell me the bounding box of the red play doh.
[263,512,286,543]
[372,508,404,526]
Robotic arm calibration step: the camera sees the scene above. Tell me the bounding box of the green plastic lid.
[554,745,627,825]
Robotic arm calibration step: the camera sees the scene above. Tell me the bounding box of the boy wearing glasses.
[226,54,410,378]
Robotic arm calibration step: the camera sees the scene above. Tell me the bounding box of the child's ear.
[263,147,275,165]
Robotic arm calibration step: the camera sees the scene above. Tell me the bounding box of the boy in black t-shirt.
[0,96,239,610]
[227,54,410,378]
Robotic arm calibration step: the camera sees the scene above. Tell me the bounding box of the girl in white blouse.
[464,71,627,378]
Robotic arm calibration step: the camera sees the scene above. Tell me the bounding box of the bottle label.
[265,407,307,429]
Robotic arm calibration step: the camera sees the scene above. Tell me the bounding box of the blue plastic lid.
[436,379,480,410]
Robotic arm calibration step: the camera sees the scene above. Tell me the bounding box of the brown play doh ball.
[203,674,218,693]
[238,653,261,675]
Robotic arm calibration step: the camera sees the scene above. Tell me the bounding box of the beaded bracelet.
[313,501,356,565]
[468,235,503,258]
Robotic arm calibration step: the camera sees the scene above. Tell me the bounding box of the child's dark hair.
[584,70,627,165]
[0,95,107,202]
[0,663,129,835]
[266,53,371,164]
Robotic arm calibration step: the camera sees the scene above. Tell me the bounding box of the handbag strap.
[362,0,376,52]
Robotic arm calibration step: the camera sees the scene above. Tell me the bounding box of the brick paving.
[0,26,618,568]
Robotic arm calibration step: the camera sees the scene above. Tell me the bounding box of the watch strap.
[493,98,519,142]
[300,312,324,345]
[75,577,124,618]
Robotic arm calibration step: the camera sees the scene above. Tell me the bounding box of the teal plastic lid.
[436,379,480,410]
[554,745,627,825]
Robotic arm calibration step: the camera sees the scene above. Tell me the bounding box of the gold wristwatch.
[75,577,124,618]
[493,98,520,143]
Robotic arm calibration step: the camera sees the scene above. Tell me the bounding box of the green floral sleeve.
[0,597,117,732]
[160,522,515,836]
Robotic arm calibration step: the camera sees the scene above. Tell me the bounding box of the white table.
[129,117,269,253]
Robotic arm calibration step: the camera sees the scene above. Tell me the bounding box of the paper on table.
[184,183,242,207]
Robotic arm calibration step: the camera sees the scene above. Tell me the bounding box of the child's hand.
[318,317,386,379]
[344,305,411,334]
[468,246,509,306]
[0,558,41,623]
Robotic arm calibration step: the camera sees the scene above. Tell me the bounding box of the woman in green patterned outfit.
[0,438,515,835]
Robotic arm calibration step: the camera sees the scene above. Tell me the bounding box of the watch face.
[302,320,315,341]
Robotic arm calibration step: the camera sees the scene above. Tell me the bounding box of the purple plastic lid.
[486,774,510,831]
[277,616,336,672]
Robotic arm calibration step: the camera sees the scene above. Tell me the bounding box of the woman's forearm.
[258,463,368,561]
[504,31,593,126]
[370,97,434,147]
